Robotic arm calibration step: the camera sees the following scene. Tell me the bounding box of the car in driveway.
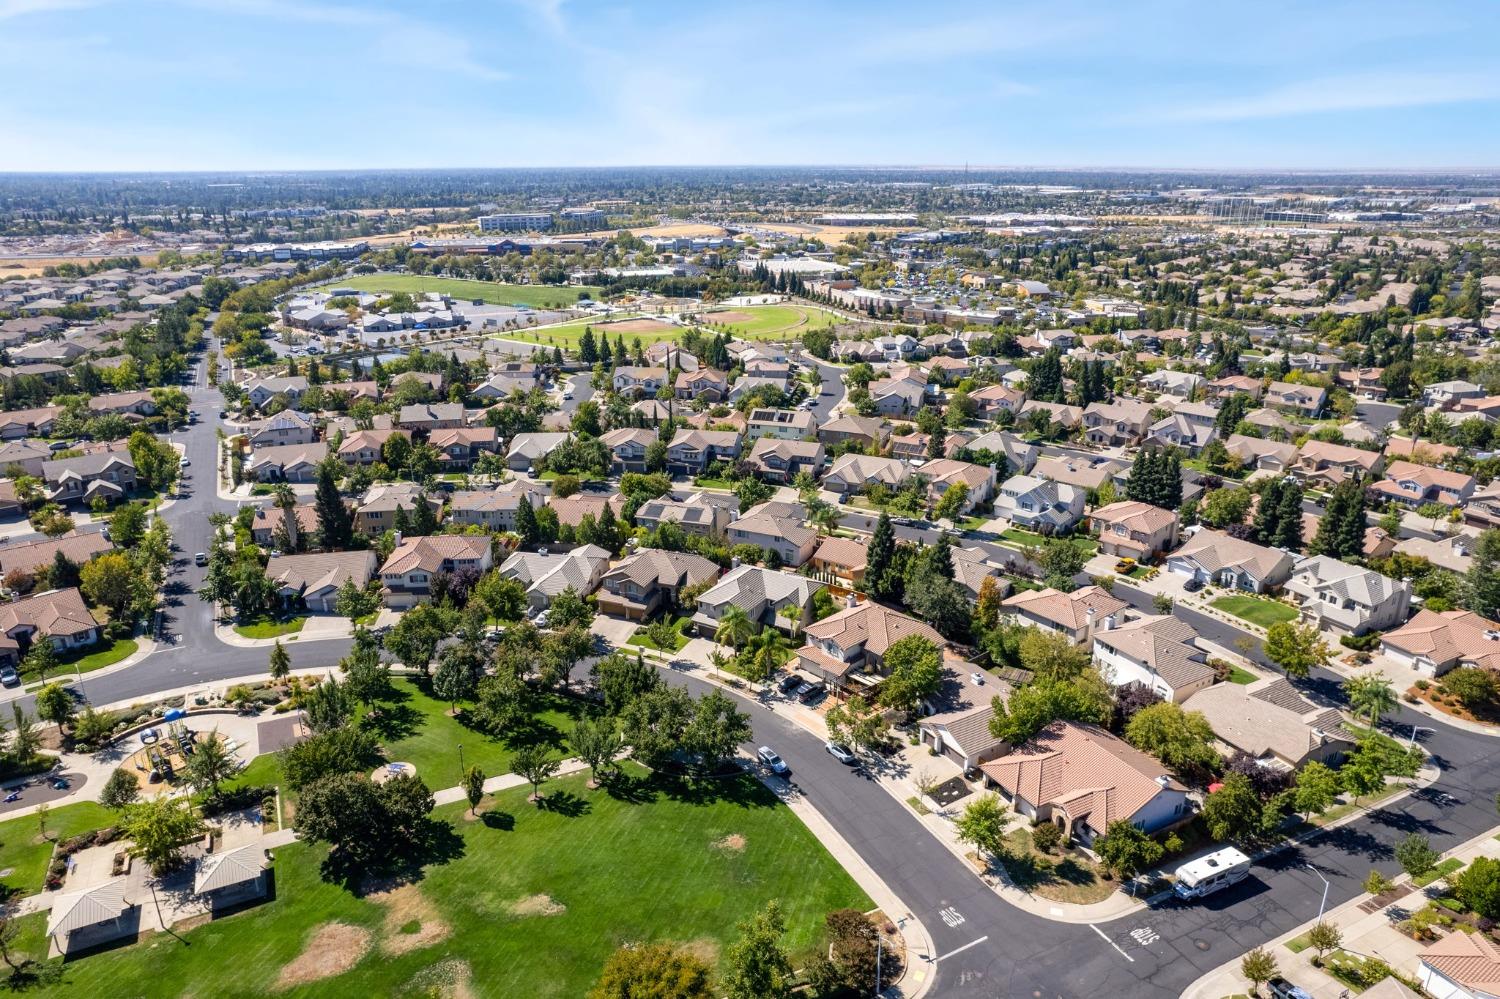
[1267,978,1313,999]
[777,673,803,695]
[1183,577,1204,593]
[795,680,826,704]
[825,742,857,765]
[756,746,789,775]
[0,666,18,688]
[194,552,209,566]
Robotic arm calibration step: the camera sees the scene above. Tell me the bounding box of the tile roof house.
[971,383,1026,419]
[250,503,321,547]
[0,405,62,440]
[1094,614,1213,703]
[1167,528,1295,594]
[1264,380,1327,417]
[1369,459,1476,509]
[265,550,378,613]
[1292,439,1383,488]
[0,531,112,577]
[397,402,465,433]
[634,493,732,538]
[42,446,136,505]
[1381,608,1500,677]
[0,587,102,666]
[245,441,329,483]
[447,479,550,532]
[429,426,500,470]
[506,432,570,472]
[1184,677,1355,769]
[1144,413,1217,455]
[337,428,407,466]
[497,544,612,613]
[596,548,720,621]
[993,474,1086,533]
[691,564,824,637]
[244,409,318,449]
[962,430,1038,474]
[795,599,945,691]
[1082,400,1154,447]
[245,376,308,409]
[357,482,442,535]
[665,429,741,476]
[547,491,626,529]
[1225,434,1297,474]
[1141,369,1203,398]
[746,408,815,441]
[1285,555,1411,636]
[916,668,1014,771]
[1089,501,1180,561]
[1419,927,1500,999]
[727,501,820,568]
[866,376,928,417]
[1002,585,1128,645]
[921,459,997,513]
[1422,379,1485,409]
[599,428,656,473]
[674,368,728,401]
[979,720,1190,846]
[809,536,869,588]
[822,453,910,495]
[748,437,825,484]
[379,536,494,609]
[1016,399,1083,430]
[612,366,669,398]
[817,415,890,450]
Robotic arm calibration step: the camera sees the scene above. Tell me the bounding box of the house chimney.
[1103,614,1116,631]
[1155,774,1170,788]
[731,556,741,569]
[392,531,403,547]
[846,592,858,609]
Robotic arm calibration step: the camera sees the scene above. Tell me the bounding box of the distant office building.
[478,212,553,232]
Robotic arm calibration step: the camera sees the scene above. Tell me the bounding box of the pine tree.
[515,496,539,547]
[1157,449,1183,508]
[927,535,954,580]
[928,423,947,459]
[1126,449,1156,505]
[314,460,352,550]
[1337,475,1368,558]
[411,493,438,536]
[866,513,896,601]
[1252,478,1284,545]
[1272,480,1304,550]
[579,328,597,364]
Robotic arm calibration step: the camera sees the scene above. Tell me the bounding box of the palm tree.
[271,483,298,550]
[808,498,840,536]
[714,605,755,650]
[1344,673,1397,729]
[741,628,790,683]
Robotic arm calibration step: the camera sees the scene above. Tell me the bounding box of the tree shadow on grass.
[539,790,591,818]
[656,770,777,810]
[322,818,467,893]
[2,959,63,992]
[480,809,515,831]
[601,770,659,805]
[499,715,566,754]
[359,702,423,742]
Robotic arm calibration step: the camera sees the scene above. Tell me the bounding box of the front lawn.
[1226,665,1259,685]
[996,528,1099,555]
[997,826,1116,905]
[5,767,870,998]
[692,476,735,490]
[233,614,309,639]
[1210,594,1298,628]
[356,677,596,787]
[627,615,692,653]
[0,801,116,897]
[54,637,138,674]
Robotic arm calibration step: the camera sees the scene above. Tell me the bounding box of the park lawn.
[330,274,603,310]
[0,801,116,897]
[234,615,309,640]
[489,315,678,352]
[1210,595,1298,628]
[10,768,870,998]
[357,678,595,787]
[698,304,839,338]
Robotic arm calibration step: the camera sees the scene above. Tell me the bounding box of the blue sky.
[2,0,1498,172]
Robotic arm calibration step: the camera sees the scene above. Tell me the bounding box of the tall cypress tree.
[515,496,539,547]
[866,513,896,601]
[1252,478,1284,545]
[579,328,597,364]
[1126,449,1156,505]
[1272,481,1304,550]
[1336,475,1368,559]
[314,460,352,550]
[1157,449,1183,509]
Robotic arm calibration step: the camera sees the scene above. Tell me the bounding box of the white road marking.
[935,936,989,962]
[1129,927,1160,946]
[938,906,965,927]
[1090,924,1135,963]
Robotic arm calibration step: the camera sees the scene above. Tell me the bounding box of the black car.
[795,681,826,704]
[1266,978,1313,999]
[778,673,803,695]
[1183,578,1205,593]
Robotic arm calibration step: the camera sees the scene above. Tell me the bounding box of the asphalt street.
[26,341,1500,998]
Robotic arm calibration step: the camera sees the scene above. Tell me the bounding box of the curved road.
[37,341,1500,998]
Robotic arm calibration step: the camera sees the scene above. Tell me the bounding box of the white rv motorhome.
[1173,847,1251,900]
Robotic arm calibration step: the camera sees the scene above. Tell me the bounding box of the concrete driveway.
[589,614,639,651]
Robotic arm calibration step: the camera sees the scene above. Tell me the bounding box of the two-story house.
[1264,380,1326,418]
[1293,439,1382,488]
[612,366,669,399]
[379,535,494,609]
[993,474,1086,534]
[245,410,318,449]
[599,427,657,473]
[42,446,137,505]
[817,415,890,451]
[429,427,499,470]
[795,601,946,692]
[634,493,732,538]
[1423,379,1484,410]
[447,479,550,532]
[691,564,824,637]
[245,376,309,410]
[1082,399,1154,447]
[1094,615,1213,703]
[496,544,612,613]
[595,548,720,621]
[1368,459,1476,509]
[922,459,997,514]
[1225,434,1296,474]
[1285,555,1411,636]
[1143,413,1216,455]
[506,432,570,472]
[726,501,820,567]
[397,402,465,434]
[0,588,102,667]
[971,383,1026,420]
[1001,585,1128,644]
[674,368,728,402]
[1089,501,1180,561]
[665,429,741,476]
[1141,369,1203,399]
[748,438,825,484]
[867,376,927,417]
[357,482,442,536]
[246,441,329,483]
[822,453,910,496]
[746,408,815,442]
[338,428,407,466]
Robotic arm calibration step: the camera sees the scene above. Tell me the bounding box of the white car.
[825,742,857,765]
[756,746,789,775]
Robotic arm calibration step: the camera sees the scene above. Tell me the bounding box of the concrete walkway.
[1182,822,1500,998]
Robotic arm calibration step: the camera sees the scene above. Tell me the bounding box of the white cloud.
[1149,70,1500,123]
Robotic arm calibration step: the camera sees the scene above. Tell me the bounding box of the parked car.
[778,673,803,694]
[756,746,789,776]
[194,552,209,566]
[795,681,826,704]
[180,459,191,468]
[825,742,857,765]
[1183,577,1204,593]
[1266,979,1313,999]
[0,666,18,688]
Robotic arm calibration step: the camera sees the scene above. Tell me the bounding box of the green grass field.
[331,274,603,310]
[356,678,595,786]
[10,767,869,998]
[996,528,1100,556]
[697,304,840,338]
[0,801,116,897]
[1210,594,1298,628]
[233,615,309,639]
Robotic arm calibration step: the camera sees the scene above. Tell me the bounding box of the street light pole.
[1408,724,1435,748]
[458,744,465,786]
[1306,863,1330,924]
